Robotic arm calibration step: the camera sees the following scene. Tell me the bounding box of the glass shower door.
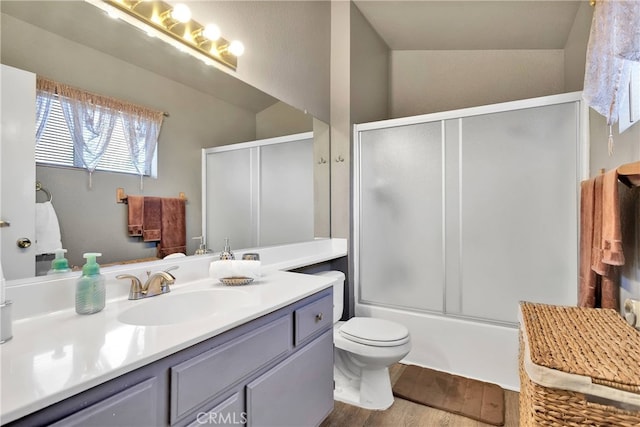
[457,102,579,322]
[358,122,444,312]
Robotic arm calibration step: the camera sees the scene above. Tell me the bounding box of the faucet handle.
[164,265,179,274]
[116,274,144,300]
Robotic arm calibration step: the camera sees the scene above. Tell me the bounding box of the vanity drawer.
[170,315,292,423]
[294,292,332,345]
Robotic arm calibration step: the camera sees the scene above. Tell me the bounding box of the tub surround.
[0,239,347,424]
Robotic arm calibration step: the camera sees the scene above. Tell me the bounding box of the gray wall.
[256,102,313,140]
[350,4,390,125]
[564,2,592,92]
[330,1,352,242]
[2,13,257,268]
[188,1,331,123]
[390,49,565,117]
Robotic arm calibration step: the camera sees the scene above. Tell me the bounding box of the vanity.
[1,239,347,427]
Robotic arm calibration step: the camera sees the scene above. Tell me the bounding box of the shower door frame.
[353,92,589,327]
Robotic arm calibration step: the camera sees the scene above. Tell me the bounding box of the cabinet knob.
[17,238,31,249]
[315,312,323,322]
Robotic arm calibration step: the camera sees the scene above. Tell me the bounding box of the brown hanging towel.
[157,197,186,258]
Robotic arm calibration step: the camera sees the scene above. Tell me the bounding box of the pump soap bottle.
[75,252,105,315]
[220,238,235,260]
[48,248,72,274]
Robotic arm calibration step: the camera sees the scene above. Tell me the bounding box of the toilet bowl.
[313,271,412,410]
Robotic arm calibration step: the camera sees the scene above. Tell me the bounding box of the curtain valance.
[36,76,165,123]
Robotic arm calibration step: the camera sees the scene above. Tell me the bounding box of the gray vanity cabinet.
[7,289,333,427]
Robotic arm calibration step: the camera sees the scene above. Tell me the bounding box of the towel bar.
[116,187,187,204]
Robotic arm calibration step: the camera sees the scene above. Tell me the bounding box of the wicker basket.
[519,302,640,427]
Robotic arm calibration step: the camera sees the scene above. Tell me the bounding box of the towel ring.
[35,181,52,202]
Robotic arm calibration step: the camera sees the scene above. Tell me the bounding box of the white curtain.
[35,76,165,187]
[59,96,116,188]
[583,0,640,126]
[121,111,163,190]
[35,89,54,143]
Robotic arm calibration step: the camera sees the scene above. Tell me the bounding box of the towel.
[142,196,162,242]
[127,195,143,236]
[591,175,608,276]
[156,197,186,258]
[209,260,261,279]
[35,201,62,255]
[601,170,625,266]
[578,172,625,309]
[578,179,597,308]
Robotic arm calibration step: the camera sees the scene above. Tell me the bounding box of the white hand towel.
[35,201,62,255]
[209,260,261,279]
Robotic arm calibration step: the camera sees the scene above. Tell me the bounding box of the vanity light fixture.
[96,0,243,70]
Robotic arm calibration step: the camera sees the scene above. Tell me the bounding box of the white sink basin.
[117,288,256,326]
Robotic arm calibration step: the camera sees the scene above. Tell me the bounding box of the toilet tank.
[313,270,345,323]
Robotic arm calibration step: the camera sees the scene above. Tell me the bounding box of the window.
[35,95,156,176]
[35,76,164,180]
[619,62,640,133]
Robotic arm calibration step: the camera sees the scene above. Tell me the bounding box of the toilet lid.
[339,317,410,347]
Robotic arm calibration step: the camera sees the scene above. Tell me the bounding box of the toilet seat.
[339,317,410,347]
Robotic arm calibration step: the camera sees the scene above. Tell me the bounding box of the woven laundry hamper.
[519,302,640,427]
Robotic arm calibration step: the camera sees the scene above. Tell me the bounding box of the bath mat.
[392,365,505,426]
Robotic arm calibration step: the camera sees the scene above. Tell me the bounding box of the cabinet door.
[246,331,333,427]
[184,392,246,427]
[171,316,291,423]
[49,378,161,427]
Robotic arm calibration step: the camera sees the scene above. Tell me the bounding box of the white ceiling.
[353,0,584,50]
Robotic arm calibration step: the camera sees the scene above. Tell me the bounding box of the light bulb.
[171,3,191,23]
[203,24,221,41]
[228,40,245,57]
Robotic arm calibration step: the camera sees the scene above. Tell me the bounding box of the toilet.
[314,271,411,410]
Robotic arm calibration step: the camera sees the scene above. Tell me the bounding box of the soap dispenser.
[220,238,235,260]
[75,252,105,315]
[192,236,210,255]
[47,248,72,274]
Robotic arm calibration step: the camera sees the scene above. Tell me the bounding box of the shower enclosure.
[353,92,587,389]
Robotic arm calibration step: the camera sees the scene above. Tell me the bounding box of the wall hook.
[335,155,345,163]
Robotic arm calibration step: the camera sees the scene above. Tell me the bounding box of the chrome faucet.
[117,266,179,300]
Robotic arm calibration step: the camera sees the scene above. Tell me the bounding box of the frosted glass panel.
[359,122,444,312]
[459,103,578,323]
[260,139,314,246]
[206,149,254,250]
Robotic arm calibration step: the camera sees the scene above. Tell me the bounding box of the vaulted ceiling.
[353,1,584,50]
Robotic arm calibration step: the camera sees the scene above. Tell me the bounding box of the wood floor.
[321,364,520,427]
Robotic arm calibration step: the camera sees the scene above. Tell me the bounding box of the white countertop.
[0,239,347,424]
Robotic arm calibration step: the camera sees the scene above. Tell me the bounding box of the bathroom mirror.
[0,1,330,280]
